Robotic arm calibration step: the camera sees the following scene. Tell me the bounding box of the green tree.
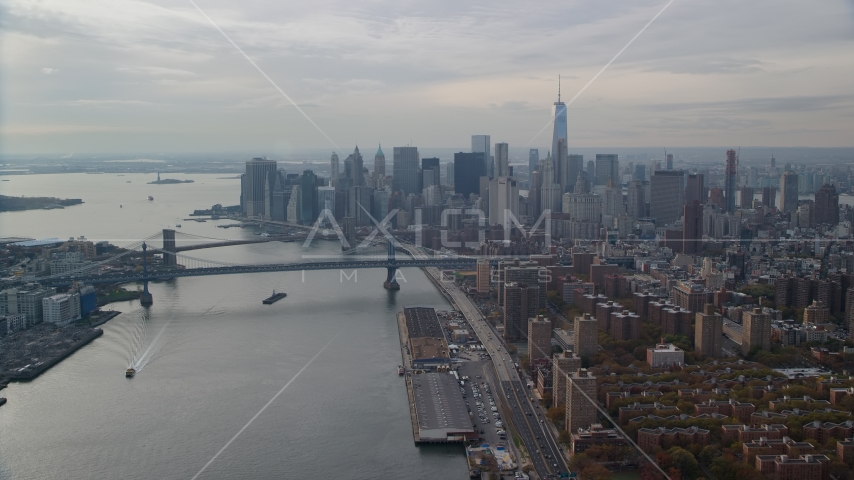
[668,447,701,479]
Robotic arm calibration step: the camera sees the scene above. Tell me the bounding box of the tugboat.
[398,365,405,375]
[126,368,136,378]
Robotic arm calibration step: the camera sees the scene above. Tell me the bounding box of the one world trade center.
[551,78,567,174]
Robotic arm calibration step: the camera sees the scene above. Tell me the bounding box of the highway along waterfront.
[0,174,465,479]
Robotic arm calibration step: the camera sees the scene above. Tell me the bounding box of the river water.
[0,173,465,479]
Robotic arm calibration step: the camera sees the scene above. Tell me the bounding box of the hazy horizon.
[2,0,854,155]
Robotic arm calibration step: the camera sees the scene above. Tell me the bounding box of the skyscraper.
[815,184,839,225]
[346,146,365,187]
[627,180,646,220]
[742,307,771,353]
[586,160,595,184]
[374,144,385,179]
[595,154,619,187]
[685,173,705,206]
[633,164,646,182]
[780,171,799,213]
[650,170,684,225]
[421,157,441,190]
[725,149,738,213]
[330,152,340,188]
[566,369,597,432]
[454,152,486,199]
[528,315,552,363]
[444,162,454,186]
[573,314,597,358]
[242,157,277,217]
[683,200,703,254]
[472,135,491,178]
[552,86,567,174]
[762,186,776,208]
[567,154,584,193]
[665,153,674,170]
[503,282,539,342]
[489,176,519,228]
[540,154,561,214]
[299,170,319,225]
[740,186,754,208]
[528,149,539,181]
[495,142,509,177]
[392,146,419,196]
[694,304,723,358]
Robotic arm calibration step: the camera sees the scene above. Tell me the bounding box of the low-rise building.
[754,454,829,480]
[837,438,854,466]
[722,424,788,444]
[638,426,710,453]
[646,344,684,368]
[571,424,629,456]
[802,420,854,444]
[743,437,815,463]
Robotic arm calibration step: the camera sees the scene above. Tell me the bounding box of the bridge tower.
[140,242,153,306]
[162,229,176,266]
[383,240,400,290]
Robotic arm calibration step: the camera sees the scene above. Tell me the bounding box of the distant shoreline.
[0,195,83,212]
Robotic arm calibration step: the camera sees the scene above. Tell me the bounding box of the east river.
[0,173,466,479]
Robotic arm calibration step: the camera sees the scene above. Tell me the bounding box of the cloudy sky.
[1,0,853,155]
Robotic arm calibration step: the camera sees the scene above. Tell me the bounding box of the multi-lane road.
[405,246,569,478]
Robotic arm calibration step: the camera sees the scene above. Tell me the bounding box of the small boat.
[126,368,136,378]
[398,365,405,375]
[147,196,154,201]
[175,223,181,228]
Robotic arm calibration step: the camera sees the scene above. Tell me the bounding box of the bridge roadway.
[39,258,482,287]
[403,245,569,479]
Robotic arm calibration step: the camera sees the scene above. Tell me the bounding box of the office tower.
[567,154,584,193]
[634,164,646,181]
[347,185,372,226]
[552,352,582,408]
[595,154,619,187]
[476,259,490,294]
[762,186,776,208]
[552,84,568,172]
[528,315,552,363]
[444,162,454,186]
[740,186,754,208]
[489,176,519,228]
[421,157,441,190]
[770,155,776,168]
[453,152,485,198]
[371,188,389,223]
[602,179,622,219]
[0,285,56,325]
[650,170,684,225]
[694,304,723,358]
[749,166,759,187]
[815,184,839,225]
[566,369,597,432]
[780,171,799,213]
[392,146,419,196]
[330,152,340,187]
[627,180,646,220]
[503,282,539,342]
[495,142,509,177]
[847,289,854,341]
[317,186,335,214]
[555,138,569,192]
[242,157,277,217]
[683,200,703,254]
[665,153,674,170]
[573,314,597,357]
[685,173,705,206]
[529,170,541,218]
[528,149,539,181]
[472,135,492,177]
[286,184,301,223]
[540,154,561,213]
[374,144,385,179]
[269,171,292,222]
[298,170,319,225]
[586,160,595,184]
[345,146,365,187]
[742,307,771,353]
[725,149,738,213]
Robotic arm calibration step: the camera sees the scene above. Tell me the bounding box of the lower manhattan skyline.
[2,0,854,155]
[3,3,854,480]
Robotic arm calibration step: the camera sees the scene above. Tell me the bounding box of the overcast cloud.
[1,0,853,155]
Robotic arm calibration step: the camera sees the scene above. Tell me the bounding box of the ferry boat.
[398,365,405,375]
[126,368,136,378]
